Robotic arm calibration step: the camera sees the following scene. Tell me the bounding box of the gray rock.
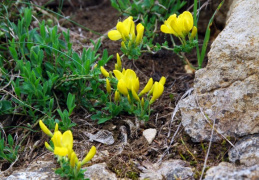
[1,160,118,180]
[1,161,60,180]
[204,162,259,180]
[85,130,115,145]
[139,160,193,180]
[179,0,259,142]
[143,128,157,144]
[229,134,259,166]
[84,163,118,180]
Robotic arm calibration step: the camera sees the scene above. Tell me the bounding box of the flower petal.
[54,147,68,156]
[62,130,73,150]
[51,131,62,147]
[108,30,122,41]
[113,70,123,80]
[117,79,128,96]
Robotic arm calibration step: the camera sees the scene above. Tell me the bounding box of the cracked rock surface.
[179,0,259,142]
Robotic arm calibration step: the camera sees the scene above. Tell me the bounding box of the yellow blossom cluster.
[100,54,165,105]
[108,16,144,49]
[39,120,96,169]
[161,11,197,42]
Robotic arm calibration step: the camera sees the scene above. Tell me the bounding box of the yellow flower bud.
[106,78,111,94]
[131,87,140,101]
[141,97,145,108]
[139,78,153,96]
[45,142,53,152]
[114,90,120,102]
[54,123,58,132]
[39,120,53,137]
[70,151,78,167]
[159,76,166,86]
[115,63,119,71]
[190,26,197,41]
[81,146,96,165]
[149,82,164,104]
[116,53,122,71]
[100,66,109,77]
[136,23,144,45]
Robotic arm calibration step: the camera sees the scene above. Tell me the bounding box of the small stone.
[84,163,117,180]
[229,134,259,166]
[140,160,193,180]
[86,130,114,145]
[204,162,259,180]
[143,129,157,144]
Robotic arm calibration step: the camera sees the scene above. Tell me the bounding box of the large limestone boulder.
[179,0,259,142]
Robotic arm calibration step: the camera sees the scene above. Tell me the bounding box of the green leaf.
[7,134,14,147]
[8,47,18,61]
[0,100,13,115]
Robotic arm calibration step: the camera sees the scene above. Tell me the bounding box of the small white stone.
[143,129,157,144]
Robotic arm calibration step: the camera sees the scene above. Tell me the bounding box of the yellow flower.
[161,11,194,38]
[39,120,53,137]
[180,11,193,35]
[159,76,166,86]
[160,14,178,36]
[100,66,109,77]
[106,78,111,94]
[108,16,134,41]
[124,69,139,92]
[139,78,153,96]
[81,146,96,165]
[51,130,73,157]
[136,23,144,45]
[114,69,139,94]
[117,79,128,96]
[114,90,120,102]
[149,82,164,104]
